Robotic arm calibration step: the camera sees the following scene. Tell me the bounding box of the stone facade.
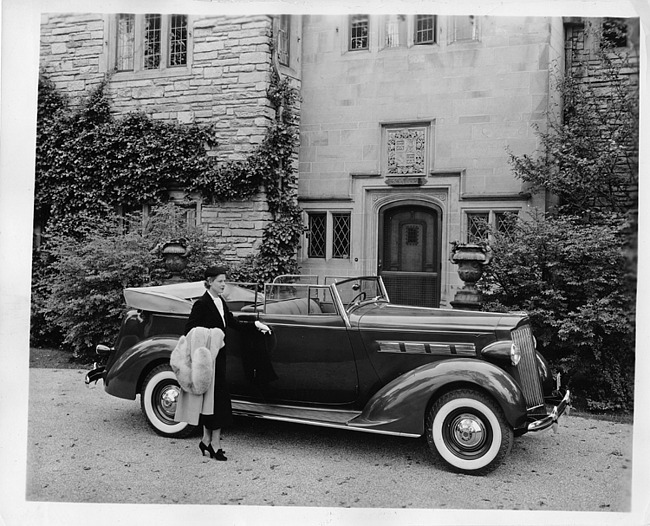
[297,15,562,306]
[39,13,296,264]
[38,13,637,306]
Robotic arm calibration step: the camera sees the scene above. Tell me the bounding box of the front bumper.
[527,390,571,432]
[84,364,106,387]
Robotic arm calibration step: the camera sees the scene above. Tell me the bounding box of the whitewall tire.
[426,389,513,475]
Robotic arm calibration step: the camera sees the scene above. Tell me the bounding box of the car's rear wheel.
[426,389,513,475]
[141,364,196,438]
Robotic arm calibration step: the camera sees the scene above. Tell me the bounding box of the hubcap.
[450,413,486,451]
[158,384,180,420]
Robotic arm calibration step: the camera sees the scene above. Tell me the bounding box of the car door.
[228,285,359,405]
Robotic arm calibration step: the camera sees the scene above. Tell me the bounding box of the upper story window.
[450,15,478,43]
[350,15,369,50]
[601,18,629,49]
[384,15,407,48]
[113,13,188,73]
[415,15,436,45]
[277,15,290,66]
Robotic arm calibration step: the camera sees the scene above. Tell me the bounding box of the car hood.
[351,302,526,333]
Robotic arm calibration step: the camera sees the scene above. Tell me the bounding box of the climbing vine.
[35,68,303,280]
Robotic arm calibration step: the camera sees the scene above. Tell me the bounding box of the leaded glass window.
[495,211,518,239]
[116,14,135,71]
[115,14,188,73]
[467,212,489,243]
[144,14,161,69]
[308,213,326,258]
[332,213,351,259]
[169,15,188,67]
[350,15,369,50]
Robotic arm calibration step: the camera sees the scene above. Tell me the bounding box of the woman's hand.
[255,321,272,334]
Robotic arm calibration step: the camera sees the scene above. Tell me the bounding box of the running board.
[231,399,420,438]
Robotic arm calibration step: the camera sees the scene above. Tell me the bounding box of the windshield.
[331,277,388,310]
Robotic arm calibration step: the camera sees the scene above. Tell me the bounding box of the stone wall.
[39,13,287,263]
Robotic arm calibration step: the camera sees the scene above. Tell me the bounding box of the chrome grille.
[511,325,545,409]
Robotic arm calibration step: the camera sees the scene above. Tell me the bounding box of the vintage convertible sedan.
[86,275,570,474]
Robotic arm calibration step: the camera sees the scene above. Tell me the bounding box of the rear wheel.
[140,364,196,438]
[426,389,513,475]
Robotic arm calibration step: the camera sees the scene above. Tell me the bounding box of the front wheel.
[426,389,513,475]
[140,364,196,438]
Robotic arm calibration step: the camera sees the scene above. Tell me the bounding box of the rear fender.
[349,358,528,435]
[104,336,179,400]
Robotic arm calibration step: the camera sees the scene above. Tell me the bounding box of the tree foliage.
[481,213,635,411]
[33,69,303,356]
[508,32,638,216]
[483,27,638,412]
[32,204,217,358]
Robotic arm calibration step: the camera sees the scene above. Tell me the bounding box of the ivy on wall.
[36,69,303,279]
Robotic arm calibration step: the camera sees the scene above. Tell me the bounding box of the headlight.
[510,342,521,366]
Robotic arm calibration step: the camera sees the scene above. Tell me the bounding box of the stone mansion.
[38,13,639,307]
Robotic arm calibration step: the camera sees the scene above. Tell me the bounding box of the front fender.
[104,336,179,400]
[349,358,528,435]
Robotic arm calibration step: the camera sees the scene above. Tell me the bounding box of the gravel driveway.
[24,367,634,516]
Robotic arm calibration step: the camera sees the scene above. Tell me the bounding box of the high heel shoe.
[199,441,212,457]
[214,448,227,461]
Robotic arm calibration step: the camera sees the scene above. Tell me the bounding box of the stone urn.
[160,239,190,278]
[449,242,493,310]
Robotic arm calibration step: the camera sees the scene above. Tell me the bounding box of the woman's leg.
[213,428,221,449]
[202,426,213,445]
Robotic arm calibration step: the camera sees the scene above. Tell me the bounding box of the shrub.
[480,212,635,412]
[32,204,220,361]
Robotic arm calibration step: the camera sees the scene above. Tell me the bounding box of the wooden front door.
[378,204,441,307]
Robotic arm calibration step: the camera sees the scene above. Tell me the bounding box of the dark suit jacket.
[185,291,278,388]
[184,291,250,335]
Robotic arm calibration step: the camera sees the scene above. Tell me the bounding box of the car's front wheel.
[426,389,513,475]
[140,364,196,438]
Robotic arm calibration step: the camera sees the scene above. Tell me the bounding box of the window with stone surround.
[307,211,351,260]
[349,15,369,50]
[415,15,436,45]
[383,125,428,177]
[450,15,478,43]
[113,13,189,73]
[465,210,518,243]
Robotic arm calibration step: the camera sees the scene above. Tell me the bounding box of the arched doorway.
[378,203,441,307]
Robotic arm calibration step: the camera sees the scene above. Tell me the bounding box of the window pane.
[169,14,188,66]
[116,14,135,71]
[332,213,351,259]
[384,14,406,48]
[350,15,369,50]
[452,15,477,42]
[308,213,326,258]
[278,15,290,66]
[495,211,517,239]
[602,18,628,48]
[144,14,162,69]
[415,15,435,44]
[467,212,489,243]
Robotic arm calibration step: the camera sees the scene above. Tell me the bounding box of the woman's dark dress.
[184,291,252,430]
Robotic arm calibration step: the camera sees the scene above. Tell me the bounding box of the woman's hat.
[204,265,228,279]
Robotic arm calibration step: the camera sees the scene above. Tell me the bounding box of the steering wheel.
[347,291,366,309]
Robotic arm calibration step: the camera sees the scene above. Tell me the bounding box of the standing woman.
[177,265,270,461]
